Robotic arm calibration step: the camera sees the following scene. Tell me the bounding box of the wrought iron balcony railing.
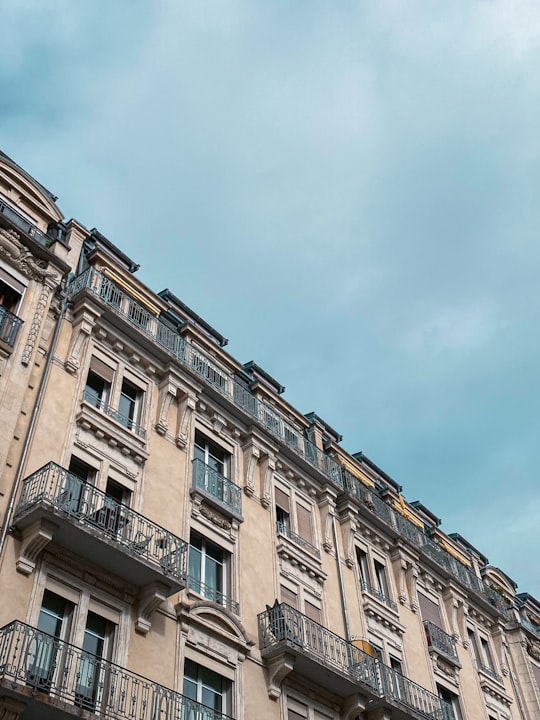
[423,621,459,664]
[192,459,242,517]
[83,388,146,438]
[15,461,188,582]
[0,620,234,720]
[68,268,343,485]
[0,200,54,247]
[258,603,444,719]
[0,304,23,347]
[187,575,239,615]
[360,580,398,611]
[340,473,507,615]
[276,521,321,559]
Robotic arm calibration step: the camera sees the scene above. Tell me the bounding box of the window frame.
[83,352,148,437]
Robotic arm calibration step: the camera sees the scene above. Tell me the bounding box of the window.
[118,379,142,431]
[468,628,499,678]
[356,547,395,609]
[83,356,146,437]
[85,358,113,409]
[31,587,116,711]
[188,531,232,610]
[194,431,228,477]
[275,486,316,554]
[0,267,25,346]
[183,659,229,715]
[280,583,322,624]
[374,560,390,600]
[286,696,334,720]
[437,685,462,720]
[192,431,237,512]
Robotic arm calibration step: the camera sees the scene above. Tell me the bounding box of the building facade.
[0,149,538,720]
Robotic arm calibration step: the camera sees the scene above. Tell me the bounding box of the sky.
[2,0,539,598]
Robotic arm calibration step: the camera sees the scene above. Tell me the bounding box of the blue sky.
[2,0,539,597]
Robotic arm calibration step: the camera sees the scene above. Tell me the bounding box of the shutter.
[288,713,305,720]
[280,585,298,609]
[90,356,115,383]
[417,591,442,626]
[0,267,25,294]
[296,503,313,543]
[304,601,321,624]
[275,488,290,513]
[531,662,540,692]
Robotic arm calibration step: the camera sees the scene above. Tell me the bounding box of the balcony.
[0,305,23,348]
[423,621,460,666]
[258,603,443,719]
[13,462,188,596]
[338,474,507,615]
[68,268,343,485]
[276,521,321,559]
[191,458,242,520]
[0,200,54,247]
[0,620,234,720]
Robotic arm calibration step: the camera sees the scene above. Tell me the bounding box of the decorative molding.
[21,282,51,366]
[155,380,178,435]
[176,393,197,448]
[264,653,295,699]
[0,696,26,720]
[16,517,58,575]
[0,227,59,283]
[242,440,260,497]
[260,453,276,509]
[135,582,169,635]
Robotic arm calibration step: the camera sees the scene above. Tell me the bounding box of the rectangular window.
[374,560,390,601]
[275,488,291,533]
[437,685,462,720]
[31,587,117,709]
[418,591,443,626]
[118,379,141,431]
[194,431,228,476]
[188,531,231,608]
[183,659,228,715]
[280,585,298,609]
[356,548,369,586]
[85,358,114,409]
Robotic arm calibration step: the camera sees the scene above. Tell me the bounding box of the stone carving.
[0,227,58,283]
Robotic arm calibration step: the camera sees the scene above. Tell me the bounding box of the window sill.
[361,592,405,635]
[276,533,326,583]
[76,401,149,464]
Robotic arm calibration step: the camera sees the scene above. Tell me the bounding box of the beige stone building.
[0,149,538,720]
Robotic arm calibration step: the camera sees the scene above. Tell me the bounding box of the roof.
[0,149,59,203]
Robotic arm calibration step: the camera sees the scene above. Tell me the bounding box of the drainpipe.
[332,514,351,641]
[0,273,72,564]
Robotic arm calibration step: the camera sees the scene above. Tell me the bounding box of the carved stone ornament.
[0,227,59,284]
[526,637,540,661]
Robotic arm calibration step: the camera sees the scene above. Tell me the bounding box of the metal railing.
[192,459,242,517]
[477,662,502,682]
[68,268,343,485]
[83,388,146,438]
[0,200,53,247]
[258,603,443,719]
[187,576,239,615]
[0,305,23,346]
[360,580,398,611]
[15,462,188,582]
[276,521,321,559]
[0,620,233,720]
[423,621,459,663]
[340,473,507,615]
